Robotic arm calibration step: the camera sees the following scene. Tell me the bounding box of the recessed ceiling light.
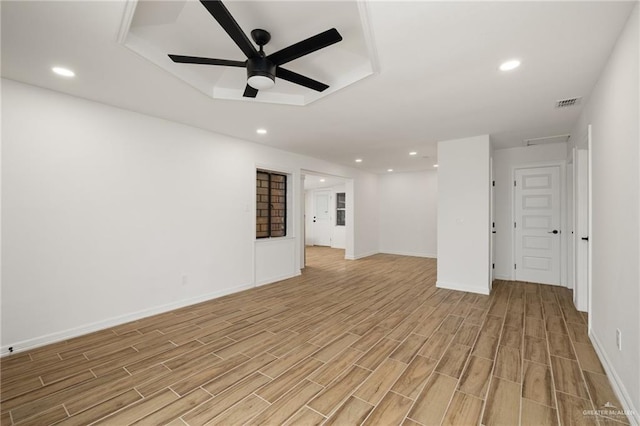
[320,178,326,182]
[52,66,75,77]
[256,128,267,135]
[433,164,439,168]
[409,151,417,156]
[387,168,393,172]
[499,59,521,71]
[355,158,363,163]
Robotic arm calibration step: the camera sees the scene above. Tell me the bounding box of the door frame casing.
[511,160,568,286]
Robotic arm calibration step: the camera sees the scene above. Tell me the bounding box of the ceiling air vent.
[555,97,582,108]
[525,134,570,146]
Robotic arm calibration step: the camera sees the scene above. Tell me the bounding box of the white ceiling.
[1,1,635,174]
[303,174,346,191]
[124,1,376,105]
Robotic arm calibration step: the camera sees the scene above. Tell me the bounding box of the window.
[336,192,346,226]
[256,170,287,238]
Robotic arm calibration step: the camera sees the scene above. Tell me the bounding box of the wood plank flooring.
[0,247,629,425]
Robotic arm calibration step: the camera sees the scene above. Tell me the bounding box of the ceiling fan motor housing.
[247,56,276,89]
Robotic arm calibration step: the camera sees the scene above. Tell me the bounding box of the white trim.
[589,331,640,425]
[356,0,381,74]
[436,280,491,295]
[345,250,378,260]
[379,250,436,259]
[494,274,511,281]
[254,236,296,244]
[1,282,254,355]
[255,271,301,287]
[116,0,138,44]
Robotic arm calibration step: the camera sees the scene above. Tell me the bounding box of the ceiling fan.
[168,0,343,98]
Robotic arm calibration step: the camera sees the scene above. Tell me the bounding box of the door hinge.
[514,263,517,270]
[492,222,495,228]
[492,180,495,187]
[514,180,517,187]
[492,263,495,269]
[514,222,517,228]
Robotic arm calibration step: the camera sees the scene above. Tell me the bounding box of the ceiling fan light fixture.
[248,74,275,90]
[247,56,276,90]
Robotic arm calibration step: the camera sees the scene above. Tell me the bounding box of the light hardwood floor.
[0,247,629,425]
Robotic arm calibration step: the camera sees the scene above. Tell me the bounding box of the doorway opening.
[301,172,351,268]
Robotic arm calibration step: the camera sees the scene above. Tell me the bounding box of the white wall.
[255,238,297,286]
[1,79,379,351]
[493,143,568,280]
[378,171,437,258]
[437,135,491,294]
[349,174,379,259]
[569,5,639,420]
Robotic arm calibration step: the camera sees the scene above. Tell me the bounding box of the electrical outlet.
[616,328,622,351]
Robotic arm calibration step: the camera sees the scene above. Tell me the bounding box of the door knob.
[548,230,559,234]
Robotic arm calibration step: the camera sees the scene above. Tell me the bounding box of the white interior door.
[575,148,590,311]
[566,161,574,290]
[313,191,331,246]
[514,166,561,285]
[491,158,496,284]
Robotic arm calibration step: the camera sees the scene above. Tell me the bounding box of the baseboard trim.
[436,280,490,295]
[1,282,254,355]
[493,274,511,281]
[255,271,301,287]
[345,250,378,260]
[379,250,436,259]
[589,330,640,425]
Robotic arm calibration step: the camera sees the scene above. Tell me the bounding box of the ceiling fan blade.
[267,28,342,66]
[168,54,245,67]
[200,0,258,59]
[276,67,329,92]
[243,85,258,98]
